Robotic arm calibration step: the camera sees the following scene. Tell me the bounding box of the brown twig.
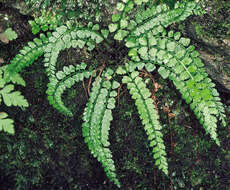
[140,70,161,111]
[88,69,97,95]
[87,64,105,95]
[82,80,88,100]
[117,83,122,106]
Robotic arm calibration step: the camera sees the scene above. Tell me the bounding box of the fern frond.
[126,26,226,145]
[82,69,120,187]
[43,25,104,78]
[169,71,225,145]
[5,33,50,79]
[119,67,168,175]
[0,84,28,107]
[29,10,62,34]
[109,1,202,41]
[46,63,92,116]
[0,68,28,135]
[0,112,15,135]
[0,66,25,86]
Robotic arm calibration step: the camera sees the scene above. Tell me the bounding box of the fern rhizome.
[2,0,226,187]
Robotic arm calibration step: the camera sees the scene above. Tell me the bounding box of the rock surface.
[184,0,230,93]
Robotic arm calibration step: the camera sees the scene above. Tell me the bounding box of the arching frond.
[118,66,168,175]
[126,27,226,145]
[46,63,92,116]
[82,69,120,187]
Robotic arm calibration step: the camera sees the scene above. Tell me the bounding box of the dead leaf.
[154,82,161,92]
[0,57,4,64]
[0,33,9,44]
[168,113,176,118]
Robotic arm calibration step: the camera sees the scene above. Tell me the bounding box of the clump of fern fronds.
[2,0,226,188]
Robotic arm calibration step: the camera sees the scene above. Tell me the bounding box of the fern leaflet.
[109,1,203,41]
[0,112,15,135]
[0,68,28,135]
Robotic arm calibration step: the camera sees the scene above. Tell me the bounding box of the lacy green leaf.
[0,85,28,107]
[0,112,14,135]
[4,28,18,41]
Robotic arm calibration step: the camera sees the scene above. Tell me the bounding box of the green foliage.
[24,0,109,22]
[120,67,168,175]
[0,84,28,107]
[3,28,18,41]
[109,0,205,41]
[0,68,28,135]
[43,25,103,78]
[46,63,92,116]
[1,0,227,188]
[5,33,50,77]
[82,69,120,187]
[0,112,14,134]
[124,26,226,145]
[24,0,72,11]
[29,11,62,34]
[154,0,179,9]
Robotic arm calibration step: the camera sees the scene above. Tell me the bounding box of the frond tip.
[46,63,92,116]
[5,33,50,79]
[0,112,15,135]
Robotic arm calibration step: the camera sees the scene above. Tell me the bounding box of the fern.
[29,10,62,34]
[24,0,56,10]
[118,66,168,175]
[0,85,28,107]
[0,112,15,135]
[5,33,50,78]
[125,27,226,145]
[46,63,92,116]
[82,69,120,187]
[43,25,104,78]
[24,0,110,22]
[3,28,18,41]
[0,67,28,135]
[2,0,227,188]
[109,1,204,41]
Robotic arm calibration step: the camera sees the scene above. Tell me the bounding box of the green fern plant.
[3,0,226,187]
[25,0,109,22]
[29,10,63,34]
[3,28,18,41]
[0,67,28,134]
